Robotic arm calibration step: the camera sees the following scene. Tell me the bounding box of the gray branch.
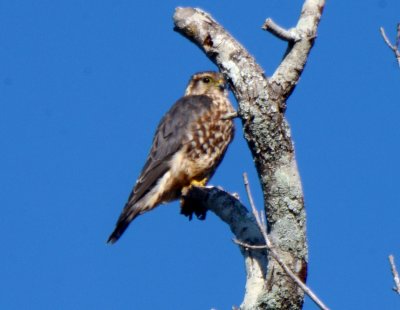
[262,18,301,43]
[380,25,400,67]
[389,255,400,294]
[269,0,325,100]
[182,187,267,308]
[174,1,325,309]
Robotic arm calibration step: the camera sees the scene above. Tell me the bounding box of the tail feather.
[107,202,142,244]
[108,175,166,244]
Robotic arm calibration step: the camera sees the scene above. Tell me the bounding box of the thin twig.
[233,239,268,249]
[389,255,400,294]
[262,18,301,42]
[380,27,396,50]
[380,26,400,67]
[243,172,330,310]
[260,211,267,232]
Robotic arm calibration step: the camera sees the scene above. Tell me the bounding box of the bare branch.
[380,26,400,67]
[381,27,397,50]
[182,186,268,309]
[269,0,325,99]
[389,255,400,294]
[396,23,400,47]
[243,173,330,310]
[262,18,300,42]
[233,239,267,249]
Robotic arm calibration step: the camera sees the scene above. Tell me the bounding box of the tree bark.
[174,1,325,309]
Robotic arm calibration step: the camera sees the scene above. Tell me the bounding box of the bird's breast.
[184,97,235,177]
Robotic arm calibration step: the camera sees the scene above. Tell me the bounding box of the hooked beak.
[216,79,227,91]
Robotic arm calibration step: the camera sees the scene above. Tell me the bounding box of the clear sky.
[1,1,400,309]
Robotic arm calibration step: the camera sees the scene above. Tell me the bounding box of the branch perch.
[182,186,268,309]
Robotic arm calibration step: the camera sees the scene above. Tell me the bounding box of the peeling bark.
[174,1,325,309]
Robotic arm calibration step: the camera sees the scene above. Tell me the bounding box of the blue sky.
[1,1,400,309]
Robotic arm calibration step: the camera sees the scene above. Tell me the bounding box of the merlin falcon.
[107,71,235,244]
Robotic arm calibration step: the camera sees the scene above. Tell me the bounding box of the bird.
[107,71,236,244]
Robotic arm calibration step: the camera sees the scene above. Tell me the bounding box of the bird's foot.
[190,177,208,187]
[181,177,208,196]
[180,179,209,220]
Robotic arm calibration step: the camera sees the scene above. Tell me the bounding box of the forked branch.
[380,25,400,67]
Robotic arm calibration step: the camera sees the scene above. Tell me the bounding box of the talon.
[181,177,208,197]
[190,177,208,187]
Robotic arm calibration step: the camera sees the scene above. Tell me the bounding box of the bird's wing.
[107,95,213,244]
[108,95,220,244]
[128,95,212,205]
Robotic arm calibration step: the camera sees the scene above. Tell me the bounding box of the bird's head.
[184,71,228,97]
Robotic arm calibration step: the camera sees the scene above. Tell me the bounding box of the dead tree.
[175,1,326,309]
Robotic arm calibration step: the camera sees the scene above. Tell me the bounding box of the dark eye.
[202,77,211,83]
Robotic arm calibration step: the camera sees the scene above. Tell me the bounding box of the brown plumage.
[107,71,235,244]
